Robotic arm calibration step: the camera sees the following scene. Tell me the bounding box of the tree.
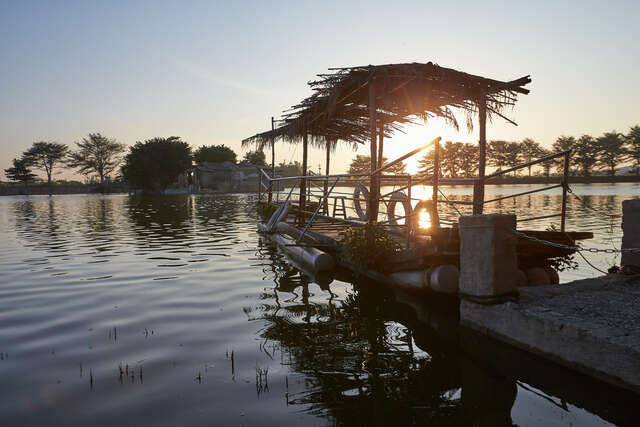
[194,145,237,164]
[573,135,599,176]
[440,141,463,178]
[458,143,479,177]
[488,140,521,175]
[551,136,576,174]
[348,154,406,175]
[277,161,303,177]
[67,133,126,184]
[539,148,553,177]
[520,138,545,176]
[243,150,267,166]
[120,136,192,192]
[596,131,628,176]
[4,158,36,183]
[626,126,640,175]
[22,141,69,186]
[417,149,437,180]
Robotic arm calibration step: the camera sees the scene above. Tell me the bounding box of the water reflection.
[0,189,636,426]
[253,247,636,425]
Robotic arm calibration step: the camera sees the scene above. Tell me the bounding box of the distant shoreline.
[2,175,638,197]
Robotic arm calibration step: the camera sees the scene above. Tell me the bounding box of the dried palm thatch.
[243,61,530,149]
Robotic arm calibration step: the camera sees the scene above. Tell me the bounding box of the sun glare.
[387,116,476,175]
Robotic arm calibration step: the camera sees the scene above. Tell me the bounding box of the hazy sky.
[1,0,639,180]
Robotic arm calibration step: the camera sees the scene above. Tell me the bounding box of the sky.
[1,0,639,180]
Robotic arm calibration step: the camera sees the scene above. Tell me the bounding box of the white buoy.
[428,265,459,294]
[389,270,429,292]
[270,234,334,272]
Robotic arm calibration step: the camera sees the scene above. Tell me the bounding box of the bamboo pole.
[561,151,570,231]
[323,140,331,214]
[433,139,439,207]
[377,122,384,168]
[299,130,308,226]
[368,81,379,223]
[269,116,275,204]
[473,95,487,215]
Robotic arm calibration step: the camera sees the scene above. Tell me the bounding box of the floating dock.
[244,62,639,395]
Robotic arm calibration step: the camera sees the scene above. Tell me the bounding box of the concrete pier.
[460,204,640,394]
[622,198,640,271]
[461,275,640,393]
[459,214,518,302]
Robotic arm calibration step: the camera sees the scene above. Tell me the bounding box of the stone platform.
[461,274,640,394]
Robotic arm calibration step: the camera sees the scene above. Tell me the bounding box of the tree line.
[3,134,270,192]
[415,126,640,179]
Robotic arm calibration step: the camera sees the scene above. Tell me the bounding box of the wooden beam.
[269,116,275,204]
[368,81,378,223]
[433,139,439,213]
[299,130,308,226]
[377,122,384,167]
[323,139,331,214]
[473,96,487,215]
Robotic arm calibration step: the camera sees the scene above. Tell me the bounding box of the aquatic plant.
[339,224,401,271]
[257,202,277,220]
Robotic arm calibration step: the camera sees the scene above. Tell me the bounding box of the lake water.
[0,184,637,426]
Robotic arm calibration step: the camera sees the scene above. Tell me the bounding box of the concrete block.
[621,198,640,268]
[459,214,518,301]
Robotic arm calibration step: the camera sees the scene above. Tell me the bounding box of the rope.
[576,251,608,275]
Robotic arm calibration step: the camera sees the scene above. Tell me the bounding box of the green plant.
[257,202,277,219]
[546,224,578,271]
[339,224,401,271]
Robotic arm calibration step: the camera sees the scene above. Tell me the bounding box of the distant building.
[178,161,276,193]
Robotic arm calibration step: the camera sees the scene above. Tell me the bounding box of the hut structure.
[245,61,591,292]
[244,61,530,218]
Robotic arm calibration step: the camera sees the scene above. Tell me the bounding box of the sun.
[384,117,476,175]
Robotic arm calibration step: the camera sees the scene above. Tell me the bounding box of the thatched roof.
[243,61,531,149]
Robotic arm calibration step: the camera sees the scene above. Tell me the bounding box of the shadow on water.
[254,236,637,426]
[0,190,636,426]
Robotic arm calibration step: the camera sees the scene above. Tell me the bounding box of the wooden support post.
[407,175,412,248]
[473,96,487,215]
[323,140,331,214]
[378,122,384,167]
[299,130,308,226]
[560,151,570,231]
[269,116,275,204]
[368,81,378,224]
[433,139,440,207]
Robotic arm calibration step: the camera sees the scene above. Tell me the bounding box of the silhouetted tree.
[573,135,599,176]
[539,148,554,177]
[551,136,575,174]
[243,150,267,166]
[67,133,126,184]
[348,154,406,175]
[596,131,628,175]
[120,136,192,192]
[458,143,479,177]
[277,161,303,177]
[626,125,640,175]
[440,141,463,177]
[4,158,36,183]
[194,145,236,164]
[417,149,437,180]
[520,138,545,176]
[488,140,521,175]
[22,141,69,186]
